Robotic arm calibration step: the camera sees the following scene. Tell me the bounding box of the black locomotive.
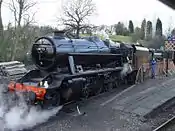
[7,30,155,108]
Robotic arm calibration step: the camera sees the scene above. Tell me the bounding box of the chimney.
[53,30,66,37]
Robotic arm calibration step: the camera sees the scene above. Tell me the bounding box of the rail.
[153,116,175,131]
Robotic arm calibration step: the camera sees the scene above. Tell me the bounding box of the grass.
[109,35,132,43]
[80,34,132,43]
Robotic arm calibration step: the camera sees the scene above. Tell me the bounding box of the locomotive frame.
[8,53,124,108]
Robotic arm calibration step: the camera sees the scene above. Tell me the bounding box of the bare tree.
[0,0,3,37]
[9,0,36,27]
[8,0,37,60]
[59,0,96,38]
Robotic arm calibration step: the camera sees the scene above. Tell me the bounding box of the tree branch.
[9,0,36,27]
[59,0,96,38]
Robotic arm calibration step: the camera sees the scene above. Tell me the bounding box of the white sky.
[2,0,175,34]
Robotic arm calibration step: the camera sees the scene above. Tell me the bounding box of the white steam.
[4,106,61,131]
[121,63,132,77]
[0,84,62,131]
[94,30,109,40]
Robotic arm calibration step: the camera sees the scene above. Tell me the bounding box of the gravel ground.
[166,122,175,131]
[143,97,175,131]
[31,102,151,131]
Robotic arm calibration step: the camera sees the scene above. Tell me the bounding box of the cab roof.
[159,0,175,10]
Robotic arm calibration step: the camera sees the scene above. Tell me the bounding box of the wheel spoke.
[94,87,102,95]
[81,86,89,99]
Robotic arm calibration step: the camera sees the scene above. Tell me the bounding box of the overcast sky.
[1,0,175,34]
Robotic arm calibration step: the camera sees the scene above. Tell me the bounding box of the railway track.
[153,116,175,131]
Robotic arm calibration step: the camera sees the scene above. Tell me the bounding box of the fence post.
[141,65,143,83]
[166,52,169,77]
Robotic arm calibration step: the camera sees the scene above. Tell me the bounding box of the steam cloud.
[94,30,109,40]
[120,63,132,77]
[0,83,62,131]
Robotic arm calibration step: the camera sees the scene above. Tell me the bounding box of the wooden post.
[141,65,144,82]
[166,51,169,77]
[173,51,175,65]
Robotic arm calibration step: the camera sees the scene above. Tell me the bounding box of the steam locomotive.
[7,30,161,108]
